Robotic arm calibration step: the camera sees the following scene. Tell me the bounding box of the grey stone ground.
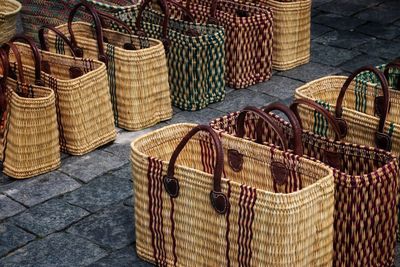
[1,0,400,266]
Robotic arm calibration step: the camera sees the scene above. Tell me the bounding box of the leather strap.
[260,102,303,156]
[384,60,400,91]
[38,25,77,56]
[290,99,343,140]
[1,42,25,84]
[10,35,44,86]
[164,124,228,214]
[235,106,288,152]
[335,66,391,150]
[68,2,107,64]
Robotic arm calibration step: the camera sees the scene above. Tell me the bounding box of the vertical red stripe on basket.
[225,180,232,267]
[237,184,256,267]
[48,75,67,151]
[147,157,167,266]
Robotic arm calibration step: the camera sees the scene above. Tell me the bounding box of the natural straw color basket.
[9,38,116,155]
[182,0,273,89]
[43,3,172,130]
[0,0,21,44]
[262,0,311,70]
[356,61,400,91]
[210,102,399,266]
[131,123,334,266]
[0,47,60,179]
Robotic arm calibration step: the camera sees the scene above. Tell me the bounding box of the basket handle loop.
[10,35,43,86]
[38,25,77,56]
[259,102,304,156]
[236,106,289,153]
[384,60,400,91]
[164,124,229,215]
[1,42,25,84]
[0,49,9,111]
[290,99,343,140]
[335,66,391,151]
[68,2,107,65]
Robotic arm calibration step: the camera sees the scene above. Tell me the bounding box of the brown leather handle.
[335,66,391,150]
[259,102,303,156]
[38,25,77,56]
[164,125,228,215]
[384,60,400,91]
[290,99,343,140]
[10,35,43,86]
[1,42,25,84]
[68,2,107,64]
[235,106,289,153]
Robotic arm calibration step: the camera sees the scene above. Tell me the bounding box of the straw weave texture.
[131,123,334,266]
[181,0,273,89]
[211,109,399,266]
[46,22,173,130]
[10,42,116,155]
[1,78,60,178]
[111,7,226,110]
[356,63,400,91]
[0,0,21,44]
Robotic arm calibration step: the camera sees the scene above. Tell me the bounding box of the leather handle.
[10,35,43,86]
[235,106,289,153]
[384,60,400,91]
[0,49,9,97]
[96,10,134,36]
[68,2,107,64]
[290,99,343,140]
[260,102,303,156]
[164,125,229,215]
[38,25,77,56]
[335,66,391,150]
[1,42,25,84]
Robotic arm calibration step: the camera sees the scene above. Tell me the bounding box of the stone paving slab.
[0,224,35,258]
[0,195,25,221]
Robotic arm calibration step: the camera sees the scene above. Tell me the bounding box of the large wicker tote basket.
[0,0,21,44]
[355,59,400,91]
[0,46,60,179]
[210,102,399,266]
[17,0,141,41]
[112,0,226,111]
[131,123,334,266]
[9,35,116,155]
[180,0,273,89]
[42,2,173,131]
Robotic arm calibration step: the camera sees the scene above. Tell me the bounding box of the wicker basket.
[9,36,116,155]
[181,0,273,89]
[42,3,173,130]
[210,102,399,266]
[131,123,334,266]
[0,0,21,44]
[355,60,400,91]
[0,47,60,179]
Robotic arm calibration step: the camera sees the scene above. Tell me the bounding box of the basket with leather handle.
[42,1,173,131]
[9,35,116,155]
[180,0,273,89]
[131,121,334,266]
[0,0,21,44]
[0,44,60,179]
[115,0,226,111]
[211,101,399,266]
[355,59,400,91]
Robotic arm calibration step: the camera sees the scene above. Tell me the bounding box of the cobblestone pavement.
[1,0,400,266]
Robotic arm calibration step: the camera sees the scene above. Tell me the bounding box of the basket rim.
[1,0,22,16]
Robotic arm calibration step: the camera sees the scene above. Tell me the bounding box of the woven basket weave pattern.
[0,0,21,44]
[1,79,60,178]
[131,123,334,266]
[10,43,117,155]
[47,22,173,130]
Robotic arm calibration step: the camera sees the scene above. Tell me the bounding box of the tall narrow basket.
[0,0,21,44]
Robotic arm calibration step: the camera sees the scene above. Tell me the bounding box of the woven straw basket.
[210,102,399,266]
[181,0,273,89]
[356,61,400,91]
[18,0,140,41]
[44,3,172,130]
[131,123,334,266]
[0,0,21,44]
[0,47,60,179]
[9,38,116,155]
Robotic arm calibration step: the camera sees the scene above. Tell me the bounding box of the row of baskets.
[131,60,400,266]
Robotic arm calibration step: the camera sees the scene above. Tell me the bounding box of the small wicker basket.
[0,0,22,44]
